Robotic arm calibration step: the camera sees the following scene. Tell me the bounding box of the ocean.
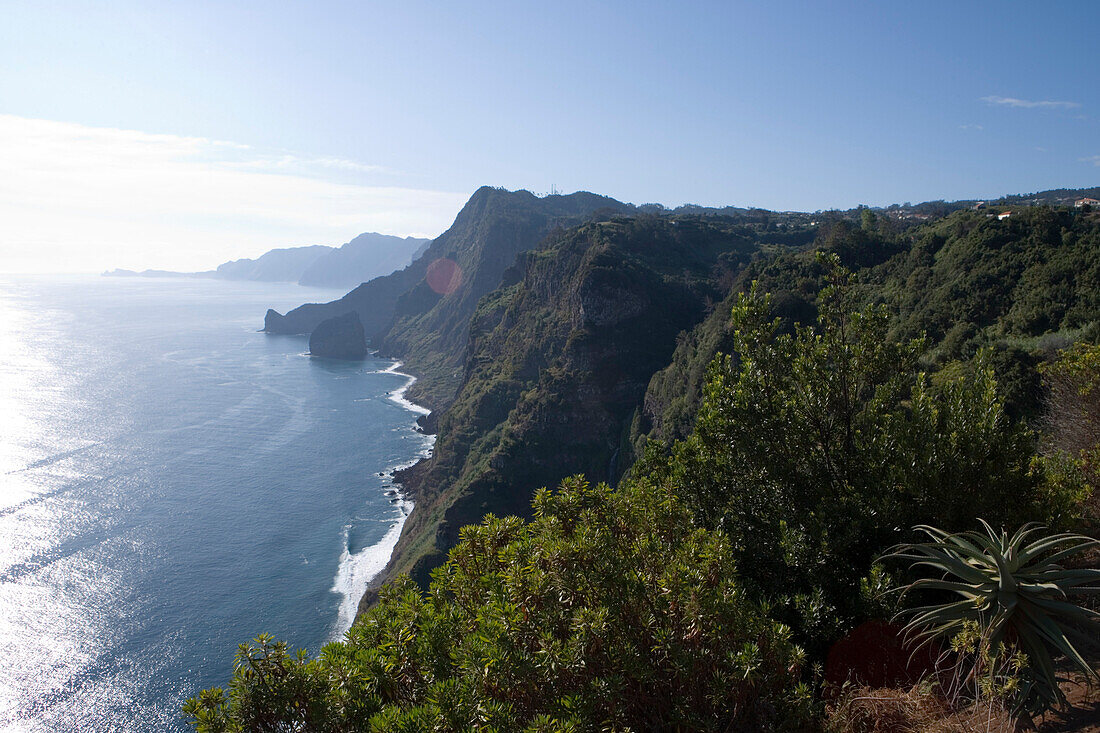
[0,275,432,732]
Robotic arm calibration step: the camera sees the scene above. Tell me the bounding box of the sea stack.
[308,312,367,360]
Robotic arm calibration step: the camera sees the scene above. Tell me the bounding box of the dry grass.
[825,684,1020,733]
[825,669,1100,733]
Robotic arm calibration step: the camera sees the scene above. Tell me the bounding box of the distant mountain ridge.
[103,232,429,288]
[214,245,335,282]
[299,233,430,289]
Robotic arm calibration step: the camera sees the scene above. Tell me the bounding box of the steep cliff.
[265,187,634,409]
[368,214,796,595]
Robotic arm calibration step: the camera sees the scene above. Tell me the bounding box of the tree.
[1039,341,1100,525]
[860,208,877,232]
[642,259,1062,652]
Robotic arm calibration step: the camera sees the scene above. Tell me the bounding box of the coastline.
[329,359,435,638]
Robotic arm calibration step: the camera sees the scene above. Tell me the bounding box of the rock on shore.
[308,312,367,360]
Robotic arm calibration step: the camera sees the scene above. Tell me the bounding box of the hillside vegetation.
[197,189,1100,730]
[381,214,815,589]
[636,206,1100,450]
[188,252,1098,731]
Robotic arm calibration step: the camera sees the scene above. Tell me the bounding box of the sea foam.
[329,361,435,637]
[380,361,432,416]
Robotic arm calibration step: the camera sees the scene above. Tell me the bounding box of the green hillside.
[378,214,815,590]
[198,190,1100,732]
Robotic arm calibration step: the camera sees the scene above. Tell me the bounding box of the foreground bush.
[185,477,809,731]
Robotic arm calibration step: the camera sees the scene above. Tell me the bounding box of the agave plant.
[886,520,1100,713]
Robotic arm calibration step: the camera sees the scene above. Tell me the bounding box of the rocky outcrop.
[264,309,288,332]
[308,312,367,360]
[265,267,421,337]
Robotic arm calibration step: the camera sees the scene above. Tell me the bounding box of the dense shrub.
[188,246,1100,730]
[1040,341,1100,523]
[185,477,810,731]
[640,264,1073,653]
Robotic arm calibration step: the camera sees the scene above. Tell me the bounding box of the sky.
[1,1,1098,273]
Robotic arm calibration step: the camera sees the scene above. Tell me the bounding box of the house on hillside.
[1075,197,1100,208]
[997,211,1012,220]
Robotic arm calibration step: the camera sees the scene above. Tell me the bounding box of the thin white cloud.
[311,156,392,174]
[226,153,393,175]
[1081,155,1100,167]
[981,95,1080,110]
[958,124,984,131]
[0,115,465,273]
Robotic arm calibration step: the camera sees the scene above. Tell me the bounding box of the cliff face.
[265,187,634,409]
[343,199,1100,615]
[265,262,427,343]
[370,215,777,594]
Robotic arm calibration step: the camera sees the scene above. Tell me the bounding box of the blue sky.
[1,1,1098,271]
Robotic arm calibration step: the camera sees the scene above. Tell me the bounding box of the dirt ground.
[1036,672,1100,732]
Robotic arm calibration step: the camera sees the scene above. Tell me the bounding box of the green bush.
[188,247,1100,730]
[641,263,1066,653]
[185,477,810,731]
[1040,341,1100,522]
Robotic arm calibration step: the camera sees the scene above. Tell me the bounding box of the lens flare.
[425,258,462,295]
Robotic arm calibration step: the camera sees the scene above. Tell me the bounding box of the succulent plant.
[886,520,1100,713]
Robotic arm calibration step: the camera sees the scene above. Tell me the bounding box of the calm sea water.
[0,275,432,732]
